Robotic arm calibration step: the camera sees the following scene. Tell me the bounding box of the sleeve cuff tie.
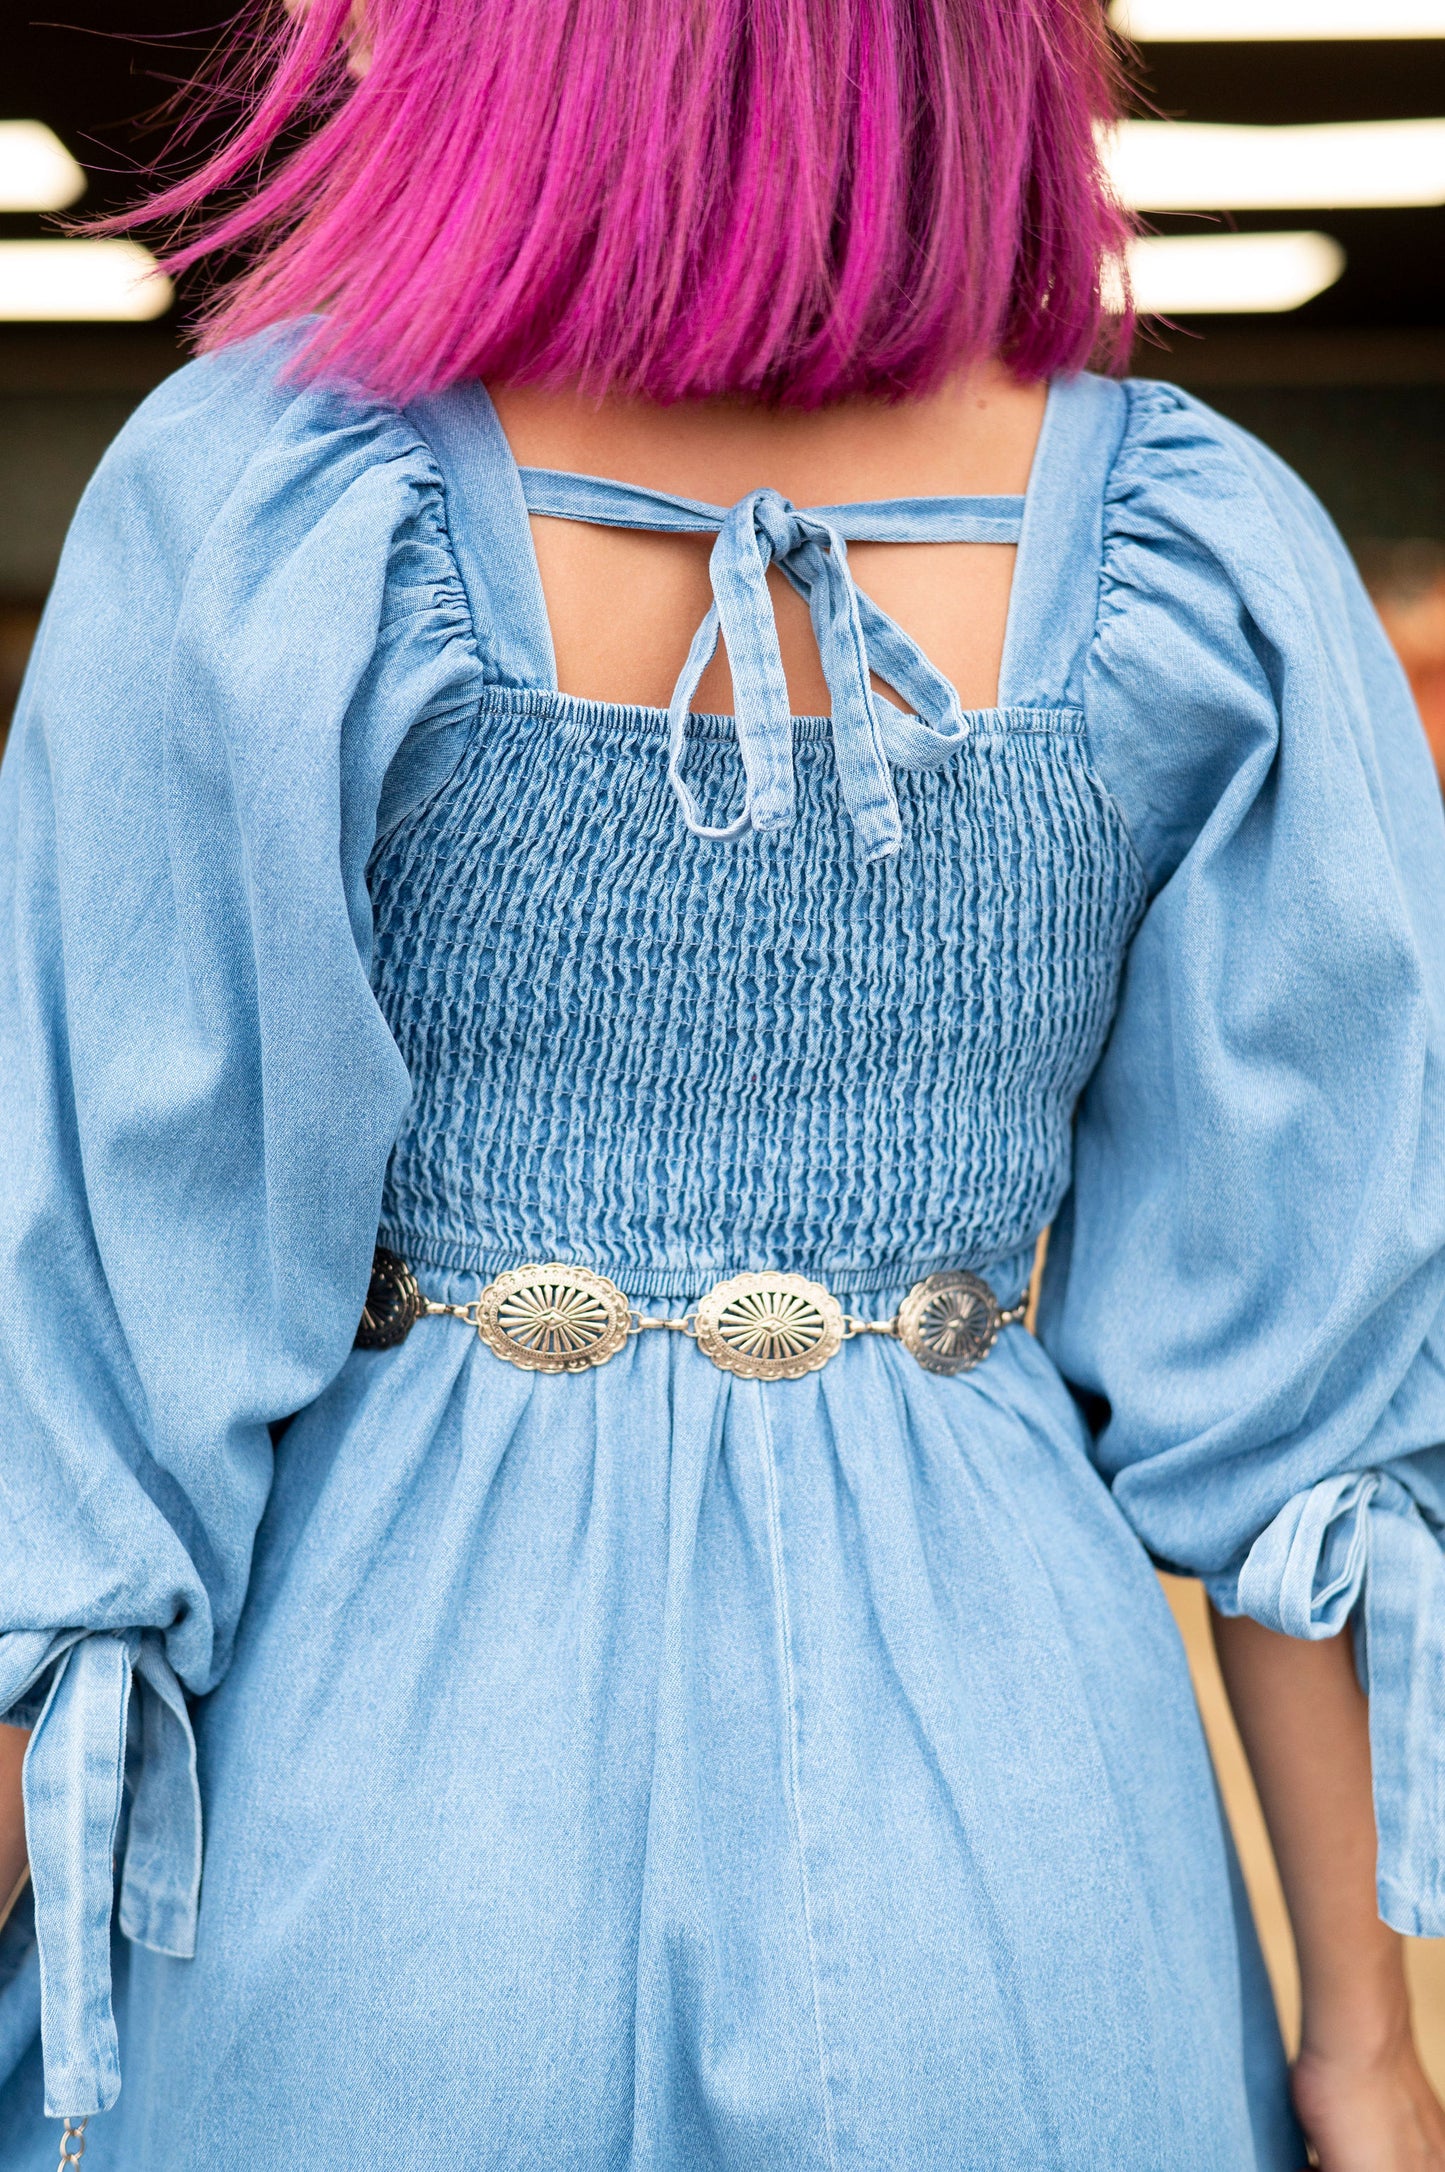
[1206,1467,1445,1938]
[2,1629,200,2119]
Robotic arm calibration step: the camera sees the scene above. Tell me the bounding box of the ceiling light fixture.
[1106,117,1445,209]
[1111,0,1445,36]
[0,121,86,213]
[0,241,172,322]
[1112,230,1346,313]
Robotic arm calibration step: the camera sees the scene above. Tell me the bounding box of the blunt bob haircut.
[140,0,1134,408]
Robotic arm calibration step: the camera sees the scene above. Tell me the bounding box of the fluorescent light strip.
[1107,117,1445,209]
[0,241,172,323]
[1113,230,1346,313]
[1111,0,1445,36]
[0,122,86,213]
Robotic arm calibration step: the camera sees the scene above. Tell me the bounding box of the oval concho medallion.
[694,1270,844,1381]
[896,1271,1001,1376]
[355,1245,425,1350]
[475,1263,631,1373]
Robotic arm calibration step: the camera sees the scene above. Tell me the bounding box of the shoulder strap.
[996,373,1130,710]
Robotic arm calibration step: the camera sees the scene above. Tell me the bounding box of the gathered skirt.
[0,1318,1301,2168]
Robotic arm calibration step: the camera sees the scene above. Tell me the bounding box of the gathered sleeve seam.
[1062,377,1164,903]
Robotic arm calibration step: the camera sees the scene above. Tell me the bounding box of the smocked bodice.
[365,383,1149,1299]
[369,688,1144,1297]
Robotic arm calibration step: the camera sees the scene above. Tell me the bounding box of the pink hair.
[127,0,1134,407]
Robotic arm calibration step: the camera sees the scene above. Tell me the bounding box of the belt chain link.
[356,1249,1026,1380]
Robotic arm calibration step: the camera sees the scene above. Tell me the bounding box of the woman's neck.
[487,360,1048,509]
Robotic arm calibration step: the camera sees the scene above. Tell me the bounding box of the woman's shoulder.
[83,323,454,574]
[30,325,481,797]
[1103,372,1348,582]
[1080,372,1415,895]
[1091,368,1378,701]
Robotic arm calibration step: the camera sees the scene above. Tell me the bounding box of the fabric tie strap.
[1220,1467,1445,1936]
[8,1629,201,2118]
[519,470,1024,863]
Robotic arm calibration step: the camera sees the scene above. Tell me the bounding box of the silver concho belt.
[355,1248,1026,1381]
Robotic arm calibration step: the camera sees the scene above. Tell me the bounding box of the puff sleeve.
[0,334,480,2114]
[1039,382,1445,1936]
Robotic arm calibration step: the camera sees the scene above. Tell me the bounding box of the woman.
[2,0,1444,2164]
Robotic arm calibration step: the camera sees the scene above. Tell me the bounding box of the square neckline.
[405,371,1131,723]
[486,383,1063,719]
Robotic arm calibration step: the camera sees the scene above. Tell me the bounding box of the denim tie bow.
[519,470,1025,862]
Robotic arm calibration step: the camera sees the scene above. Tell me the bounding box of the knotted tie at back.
[520,470,1025,863]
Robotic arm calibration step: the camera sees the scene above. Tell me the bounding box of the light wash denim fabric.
[0,326,1441,2165]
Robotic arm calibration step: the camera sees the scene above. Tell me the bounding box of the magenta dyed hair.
[130,0,1134,407]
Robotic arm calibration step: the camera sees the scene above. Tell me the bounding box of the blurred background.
[4,0,1445,2085]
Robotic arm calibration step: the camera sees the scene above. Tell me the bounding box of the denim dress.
[2,332,1444,2170]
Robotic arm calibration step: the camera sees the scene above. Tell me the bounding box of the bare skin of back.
[489,361,1044,715]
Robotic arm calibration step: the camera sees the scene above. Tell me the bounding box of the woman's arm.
[0,1724,29,1929]
[1211,1607,1445,2170]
